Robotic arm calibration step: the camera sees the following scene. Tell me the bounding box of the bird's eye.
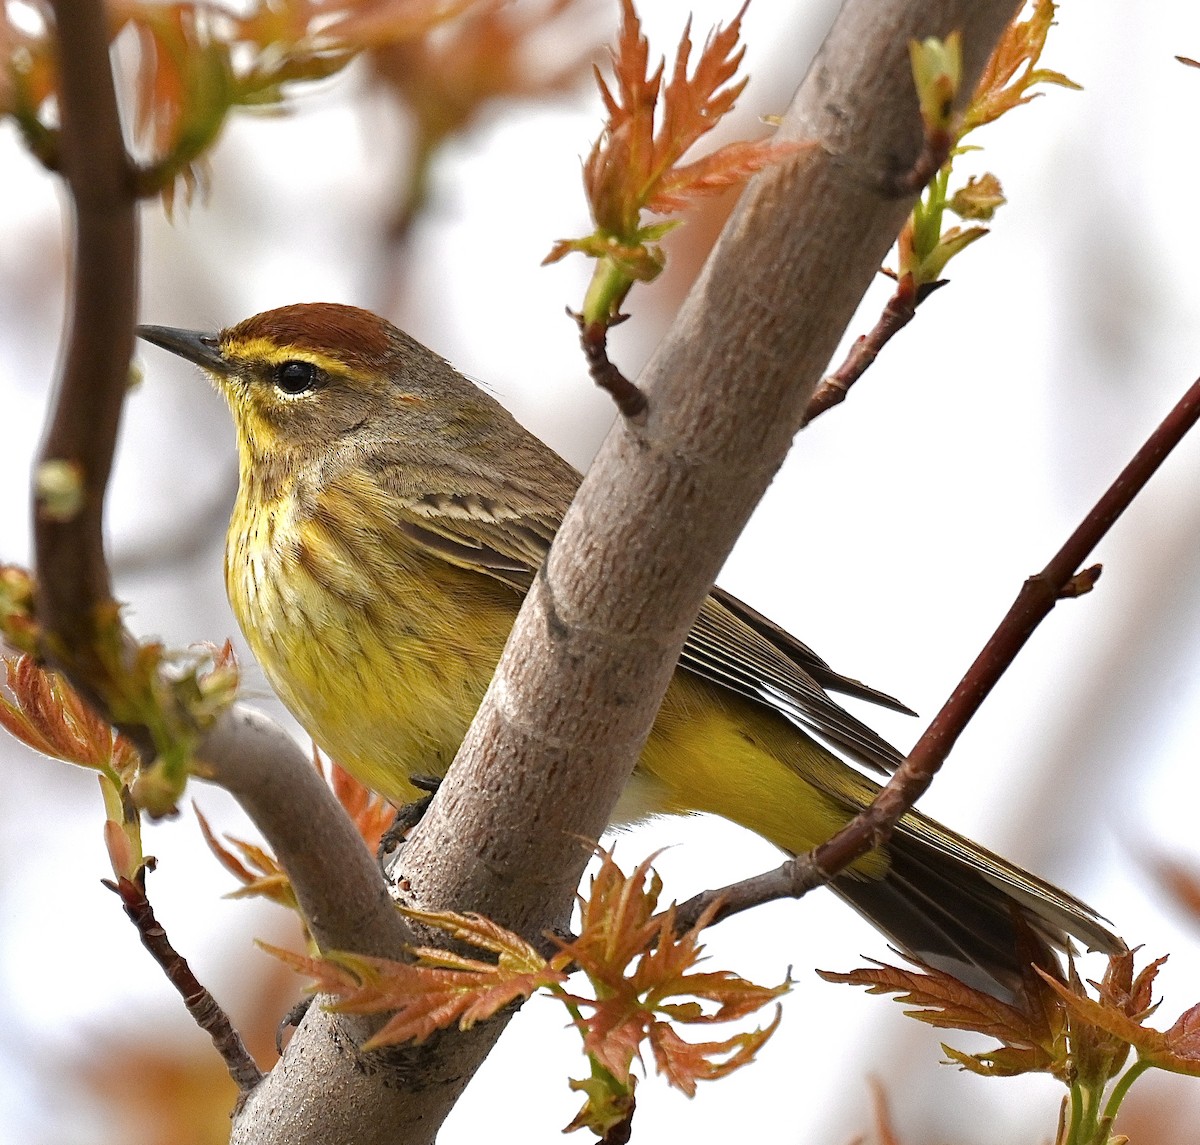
[274,360,320,395]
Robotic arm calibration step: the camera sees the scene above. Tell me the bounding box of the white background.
[2,1,1200,1142]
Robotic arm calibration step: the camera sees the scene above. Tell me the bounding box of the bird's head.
[137,302,495,472]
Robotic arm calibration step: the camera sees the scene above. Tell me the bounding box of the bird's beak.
[136,324,230,374]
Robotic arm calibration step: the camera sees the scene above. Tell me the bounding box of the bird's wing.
[685,591,906,773]
[382,463,908,771]
[393,488,552,591]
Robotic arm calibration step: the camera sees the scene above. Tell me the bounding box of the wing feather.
[371,450,909,772]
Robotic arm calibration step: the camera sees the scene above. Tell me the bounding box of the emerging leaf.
[1039,954,1200,1079]
[820,927,1071,1081]
[963,0,1081,135]
[555,849,789,1097]
[196,805,299,914]
[265,847,789,1137]
[263,921,567,1050]
[0,653,139,783]
[548,0,804,326]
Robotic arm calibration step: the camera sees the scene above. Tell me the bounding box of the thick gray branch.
[232,1,1022,1141]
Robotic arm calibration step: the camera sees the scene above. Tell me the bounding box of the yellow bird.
[138,302,1120,997]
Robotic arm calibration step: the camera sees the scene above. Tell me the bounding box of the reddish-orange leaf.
[565,850,666,983]
[819,950,1069,1079]
[319,750,397,852]
[0,654,138,776]
[265,906,567,1048]
[397,906,556,974]
[646,1004,780,1096]
[581,0,766,235]
[265,938,564,1049]
[1039,955,1200,1078]
[196,805,298,912]
[557,849,788,1090]
[573,997,653,1083]
[647,137,808,214]
[646,6,746,182]
[963,0,1080,134]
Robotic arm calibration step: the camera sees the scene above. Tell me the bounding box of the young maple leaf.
[1038,951,1200,1080]
[0,653,139,781]
[196,804,299,913]
[555,850,788,1096]
[263,846,787,1139]
[546,0,804,327]
[263,908,567,1049]
[962,0,1081,135]
[819,921,1072,1081]
[319,749,397,853]
[197,745,396,912]
[892,1,1076,291]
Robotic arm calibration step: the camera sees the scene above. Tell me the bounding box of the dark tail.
[829,817,1125,1001]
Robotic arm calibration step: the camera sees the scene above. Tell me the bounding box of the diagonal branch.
[675,373,1200,931]
[226,3,1032,1144]
[107,868,264,1095]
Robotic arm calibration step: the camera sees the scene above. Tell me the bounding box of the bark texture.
[231,1,1024,1141]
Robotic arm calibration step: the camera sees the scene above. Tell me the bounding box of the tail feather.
[829,825,1124,1001]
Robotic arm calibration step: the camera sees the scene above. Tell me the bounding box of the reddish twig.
[106,868,264,1096]
[804,275,945,425]
[573,312,648,421]
[886,121,954,198]
[676,373,1200,931]
[33,0,139,707]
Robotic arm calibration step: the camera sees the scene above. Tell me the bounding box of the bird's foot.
[376,774,441,865]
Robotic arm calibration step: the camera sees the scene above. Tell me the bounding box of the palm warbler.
[138,302,1120,996]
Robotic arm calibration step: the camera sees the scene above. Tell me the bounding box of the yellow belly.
[226,493,883,876]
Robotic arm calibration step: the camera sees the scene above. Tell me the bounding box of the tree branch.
[30,0,417,1122]
[106,868,264,1095]
[33,0,137,703]
[198,706,412,959]
[229,2,1030,1142]
[674,373,1200,931]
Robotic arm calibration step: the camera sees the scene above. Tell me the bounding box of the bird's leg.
[376,774,441,865]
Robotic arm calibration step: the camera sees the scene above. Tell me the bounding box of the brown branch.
[106,868,264,1096]
[33,0,138,702]
[675,373,1200,932]
[25,4,423,1130]
[886,123,954,197]
[803,274,945,425]
[575,313,648,420]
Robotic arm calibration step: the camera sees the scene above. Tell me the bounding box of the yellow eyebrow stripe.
[222,337,349,376]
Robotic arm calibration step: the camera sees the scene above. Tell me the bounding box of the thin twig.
[573,312,648,421]
[106,869,264,1096]
[804,275,945,425]
[676,374,1200,931]
[886,123,953,197]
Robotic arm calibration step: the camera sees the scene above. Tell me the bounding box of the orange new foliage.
[545,0,803,325]
[266,848,788,1137]
[0,652,138,778]
[197,749,396,916]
